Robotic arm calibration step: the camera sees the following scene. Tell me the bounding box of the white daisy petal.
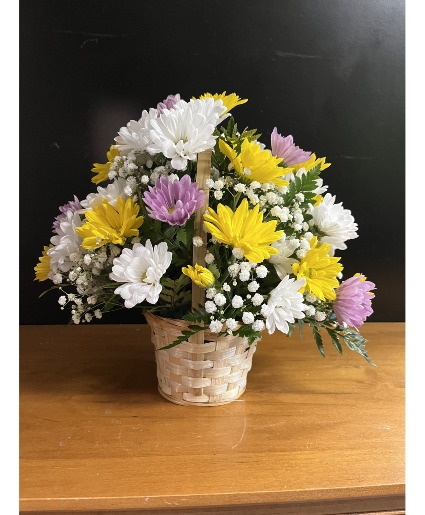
[110,240,172,307]
[81,177,130,209]
[310,193,358,254]
[114,108,158,154]
[48,211,84,274]
[145,98,225,171]
[264,276,307,335]
[269,234,299,279]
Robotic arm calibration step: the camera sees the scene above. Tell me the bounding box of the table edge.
[20,483,405,513]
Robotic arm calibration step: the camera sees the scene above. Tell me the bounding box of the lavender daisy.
[271,127,311,166]
[143,174,205,226]
[52,195,82,232]
[334,274,376,330]
[156,93,181,115]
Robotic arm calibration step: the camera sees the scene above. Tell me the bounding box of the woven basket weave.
[145,312,258,406]
[144,149,259,405]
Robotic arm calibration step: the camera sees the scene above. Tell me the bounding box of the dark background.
[20,0,405,324]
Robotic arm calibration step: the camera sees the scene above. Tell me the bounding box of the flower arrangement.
[35,91,376,364]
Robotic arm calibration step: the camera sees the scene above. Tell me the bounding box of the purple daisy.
[52,195,82,233]
[271,127,311,166]
[334,274,376,330]
[143,175,205,226]
[156,93,181,115]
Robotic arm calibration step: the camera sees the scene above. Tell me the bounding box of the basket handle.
[189,149,212,343]
[191,149,212,311]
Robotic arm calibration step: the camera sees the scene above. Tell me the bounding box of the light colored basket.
[145,312,258,406]
[144,149,258,405]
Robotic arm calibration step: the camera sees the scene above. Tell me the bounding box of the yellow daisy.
[312,194,324,206]
[77,197,144,250]
[197,91,248,114]
[91,145,120,184]
[219,138,290,188]
[203,198,283,263]
[292,237,343,301]
[34,245,53,281]
[182,264,215,288]
[291,153,331,173]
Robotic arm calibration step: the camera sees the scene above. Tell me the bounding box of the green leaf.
[175,273,191,290]
[298,319,304,339]
[287,322,294,338]
[225,116,235,137]
[158,330,193,350]
[188,324,206,331]
[283,163,321,206]
[154,220,162,232]
[326,327,343,354]
[241,127,262,142]
[158,275,192,309]
[158,326,205,350]
[159,293,172,303]
[176,228,188,246]
[233,324,262,346]
[311,324,326,357]
[183,307,209,323]
[103,295,121,312]
[340,329,376,366]
[207,262,220,279]
[163,226,177,239]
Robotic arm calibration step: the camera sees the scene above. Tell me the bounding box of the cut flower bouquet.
[35,91,376,371]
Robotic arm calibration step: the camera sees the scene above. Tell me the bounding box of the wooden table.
[19,322,405,514]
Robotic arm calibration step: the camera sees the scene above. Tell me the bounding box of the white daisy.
[310,193,358,253]
[114,108,158,154]
[48,211,84,273]
[173,97,228,122]
[81,178,130,209]
[313,176,328,196]
[268,234,299,279]
[109,240,172,308]
[146,98,227,170]
[263,276,307,334]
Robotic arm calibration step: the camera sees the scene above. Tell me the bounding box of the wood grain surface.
[19,322,405,514]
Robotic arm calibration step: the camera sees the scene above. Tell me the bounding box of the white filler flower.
[264,276,307,334]
[109,240,172,307]
[146,98,226,170]
[311,193,358,253]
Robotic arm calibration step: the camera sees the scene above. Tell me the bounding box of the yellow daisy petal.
[77,198,143,250]
[291,237,343,301]
[182,264,215,288]
[291,153,331,173]
[203,198,283,263]
[91,145,120,184]
[197,91,248,114]
[220,138,290,187]
[34,245,53,281]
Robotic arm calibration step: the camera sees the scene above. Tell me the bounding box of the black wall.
[20,0,405,324]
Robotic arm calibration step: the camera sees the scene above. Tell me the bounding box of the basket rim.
[144,311,245,343]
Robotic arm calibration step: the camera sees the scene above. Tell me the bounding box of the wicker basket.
[144,149,258,406]
[145,312,258,406]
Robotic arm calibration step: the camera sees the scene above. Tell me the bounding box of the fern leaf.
[312,324,325,357]
[326,327,343,354]
[340,329,376,366]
